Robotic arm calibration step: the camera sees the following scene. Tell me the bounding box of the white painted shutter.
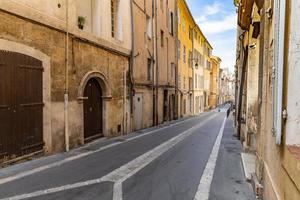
[273,0,286,145]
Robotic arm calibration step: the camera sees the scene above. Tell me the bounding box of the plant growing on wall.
[78,16,86,30]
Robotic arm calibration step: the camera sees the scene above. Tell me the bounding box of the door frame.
[0,39,52,153]
[133,92,143,131]
[83,78,103,141]
[78,71,112,140]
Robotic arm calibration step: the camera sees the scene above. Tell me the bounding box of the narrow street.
[0,106,254,200]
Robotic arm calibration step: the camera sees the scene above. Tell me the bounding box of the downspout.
[174,0,178,119]
[64,0,70,152]
[191,25,196,115]
[237,45,248,139]
[129,0,134,132]
[151,0,156,126]
[154,0,158,125]
[123,64,126,134]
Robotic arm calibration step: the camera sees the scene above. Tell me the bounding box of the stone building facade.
[0,0,131,161]
[235,0,300,199]
[131,0,177,130]
[192,26,211,115]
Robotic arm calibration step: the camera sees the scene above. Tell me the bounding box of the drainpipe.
[151,0,156,126]
[129,0,135,132]
[237,45,248,139]
[191,25,196,115]
[123,64,126,134]
[174,0,179,119]
[154,0,158,125]
[64,0,70,152]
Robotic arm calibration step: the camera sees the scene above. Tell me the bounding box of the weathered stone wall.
[0,10,130,153]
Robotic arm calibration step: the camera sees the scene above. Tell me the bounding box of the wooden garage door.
[0,50,43,160]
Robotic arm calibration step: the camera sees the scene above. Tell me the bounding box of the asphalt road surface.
[0,105,254,200]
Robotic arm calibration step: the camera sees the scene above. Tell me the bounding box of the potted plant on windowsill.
[77,16,86,30]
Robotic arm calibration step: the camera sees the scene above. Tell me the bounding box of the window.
[171,63,175,78]
[169,11,174,35]
[178,40,181,60]
[111,0,116,38]
[182,18,186,32]
[178,8,181,24]
[160,0,164,11]
[199,75,204,88]
[146,15,152,39]
[189,77,192,90]
[195,75,198,89]
[178,75,181,88]
[161,30,164,47]
[147,58,152,81]
[188,51,192,68]
[189,26,193,40]
[206,61,211,70]
[183,45,186,63]
[201,54,204,66]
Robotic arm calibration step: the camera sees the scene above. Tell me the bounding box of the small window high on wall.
[111,0,116,38]
[76,0,102,36]
[146,15,152,39]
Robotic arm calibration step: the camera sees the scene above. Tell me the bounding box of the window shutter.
[273,0,286,145]
[169,10,172,34]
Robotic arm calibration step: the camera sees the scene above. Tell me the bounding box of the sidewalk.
[209,114,255,200]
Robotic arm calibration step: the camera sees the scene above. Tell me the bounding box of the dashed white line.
[193,116,227,200]
[1,113,218,200]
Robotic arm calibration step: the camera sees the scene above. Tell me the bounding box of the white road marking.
[193,116,227,200]
[0,112,211,186]
[1,113,218,200]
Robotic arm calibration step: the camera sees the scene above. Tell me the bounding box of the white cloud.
[198,14,237,34]
[209,35,237,71]
[205,2,222,15]
[188,0,237,71]
[197,1,222,22]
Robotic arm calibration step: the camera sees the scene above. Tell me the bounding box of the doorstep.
[241,152,256,181]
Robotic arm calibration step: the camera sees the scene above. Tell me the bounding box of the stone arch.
[0,39,52,153]
[78,71,112,101]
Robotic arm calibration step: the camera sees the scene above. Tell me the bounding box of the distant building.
[131,0,177,130]
[209,56,221,108]
[177,0,212,116]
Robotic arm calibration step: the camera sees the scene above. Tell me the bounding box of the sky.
[186,0,237,72]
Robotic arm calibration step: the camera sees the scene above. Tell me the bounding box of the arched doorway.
[83,78,103,142]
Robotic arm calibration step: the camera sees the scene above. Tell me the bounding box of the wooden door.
[0,51,43,160]
[84,78,103,142]
[163,90,168,122]
[134,93,143,130]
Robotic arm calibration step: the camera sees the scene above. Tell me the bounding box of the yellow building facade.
[177,0,194,117]
[209,56,221,108]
